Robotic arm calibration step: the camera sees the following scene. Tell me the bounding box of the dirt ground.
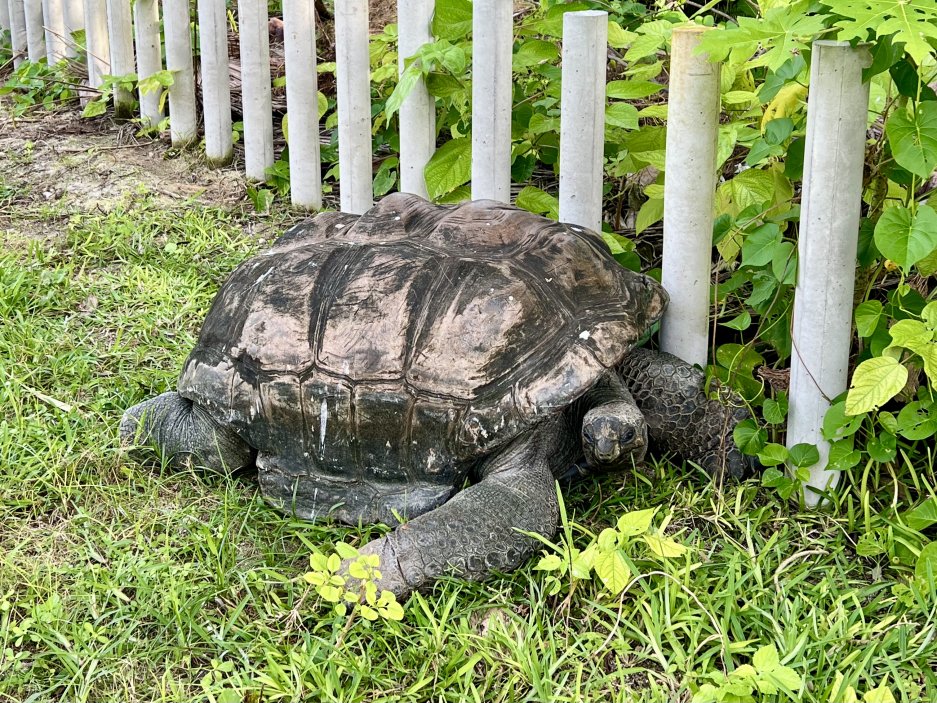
[0,106,255,247]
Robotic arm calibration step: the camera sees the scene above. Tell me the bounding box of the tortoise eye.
[620,427,635,445]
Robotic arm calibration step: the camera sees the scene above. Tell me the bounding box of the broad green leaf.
[423,137,471,200]
[635,197,664,234]
[753,644,780,672]
[385,64,422,118]
[741,223,782,268]
[606,80,664,100]
[721,311,752,331]
[605,103,639,130]
[922,302,937,330]
[788,442,820,468]
[763,395,788,424]
[535,553,564,571]
[855,300,883,338]
[828,437,862,471]
[884,103,937,179]
[697,8,826,71]
[764,664,803,692]
[606,20,634,49]
[863,685,897,703]
[643,533,688,558]
[757,442,789,467]
[914,541,937,593]
[901,497,937,531]
[770,240,796,284]
[82,99,108,118]
[833,0,937,66]
[593,549,630,593]
[732,420,768,456]
[873,204,937,271]
[888,318,932,352]
[431,0,473,40]
[513,39,559,69]
[845,356,908,415]
[617,507,657,536]
[515,186,559,219]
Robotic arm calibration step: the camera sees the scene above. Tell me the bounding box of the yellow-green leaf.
[845,356,908,415]
[643,533,689,558]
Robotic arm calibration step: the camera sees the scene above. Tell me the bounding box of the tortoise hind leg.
[121,391,254,472]
[618,348,753,478]
[352,416,577,597]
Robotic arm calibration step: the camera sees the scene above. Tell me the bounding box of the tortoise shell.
[177,194,667,522]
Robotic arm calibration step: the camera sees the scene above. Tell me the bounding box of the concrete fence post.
[106,0,135,118]
[558,10,607,232]
[41,0,67,61]
[163,0,198,146]
[197,0,234,166]
[133,0,163,128]
[238,0,274,181]
[22,0,44,62]
[335,0,373,214]
[8,0,28,67]
[283,0,322,209]
[397,0,435,198]
[471,0,512,203]
[660,26,721,369]
[788,41,871,507]
[83,0,110,95]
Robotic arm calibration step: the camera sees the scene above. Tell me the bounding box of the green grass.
[2,191,936,703]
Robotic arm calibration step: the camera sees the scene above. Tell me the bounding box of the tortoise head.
[581,401,647,472]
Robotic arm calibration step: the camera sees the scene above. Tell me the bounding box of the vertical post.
[8,0,28,68]
[397,0,435,199]
[789,41,870,508]
[83,0,110,92]
[134,0,163,128]
[197,0,233,166]
[660,26,721,369]
[0,1,9,33]
[106,0,135,118]
[558,10,607,233]
[283,0,322,209]
[22,0,45,62]
[238,0,274,181]
[41,0,66,61]
[64,0,82,32]
[471,0,512,203]
[163,0,198,146]
[335,0,373,214]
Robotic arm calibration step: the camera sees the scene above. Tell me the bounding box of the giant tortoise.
[122,194,750,596]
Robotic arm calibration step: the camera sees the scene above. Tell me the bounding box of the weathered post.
[83,0,110,94]
[22,0,45,62]
[134,0,163,128]
[558,10,607,233]
[397,0,435,198]
[197,0,233,166]
[106,0,135,118]
[8,0,28,68]
[335,0,373,214]
[41,0,67,62]
[163,0,198,146]
[660,26,721,369]
[283,0,322,209]
[471,0,512,203]
[238,0,274,181]
[788,41,871,507]
[0,1,9,33]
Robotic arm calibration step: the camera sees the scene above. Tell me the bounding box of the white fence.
[0,1,871,506]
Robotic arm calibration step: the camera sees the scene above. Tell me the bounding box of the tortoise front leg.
[121,391,254,472]
[352,417,577,597]
[617,348,753,478]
